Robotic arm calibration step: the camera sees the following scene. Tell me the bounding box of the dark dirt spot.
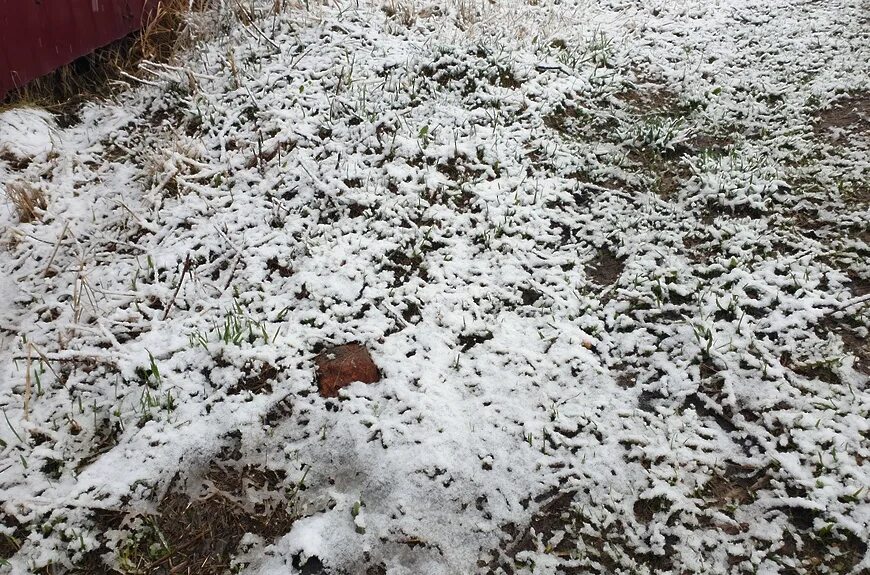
[487,489,674,574]
[846,270,869,297]
[682,393,763,457]
[778,522,867,575]
[75,417,123,472]
[401,300,421,324]
[383,249,428,287]
[365,562,388,575]
[40,458,64,479]
[491,65,524,89]
[263,395,294,428]
[685,133,733,154]
[296,283,310,300]
[520,287,542,306]
[702,199,767,221]
[485,491,581,574]
[699,360,728,400]
[229,360,280,395]
[83,460,296,575]
[617,86,678,110]
[420,45,522,97]
[318,205,341,225]
[813,92,869,142]
[348,202,367,218]
[266,256,292,278]
[838,330,869,374]
[1,513,26,561]
[844,184,869,207]
[0,151,32,171]
[637,389,664,413]
[294,555,327,574]
[633,495,671,523]
[627,147,692,199]
[543,103,616,140]
[682,393,739,434]
[613,364,636,389]
[436,160,495,189]
[457,331,494,352]
[815,317,869,375]
[586,247,625,286]
[780,352,840,385]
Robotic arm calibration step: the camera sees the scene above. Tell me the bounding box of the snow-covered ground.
[1,1,868,573]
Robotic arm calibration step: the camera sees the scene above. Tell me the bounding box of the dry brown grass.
[382,0,418,27]
[5,181,47,223]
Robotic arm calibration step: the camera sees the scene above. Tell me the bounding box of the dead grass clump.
[382,1,417,27]
[701,464,770,509]
[1,0,209,115]
[137,0,207,63]
[6,180,47,223]
[454,0,481,31]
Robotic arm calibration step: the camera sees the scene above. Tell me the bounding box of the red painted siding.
[0,0,158,98]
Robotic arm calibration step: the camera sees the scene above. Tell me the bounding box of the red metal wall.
[0,0,158,98]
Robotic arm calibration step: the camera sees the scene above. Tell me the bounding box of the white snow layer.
[0,1,868,574]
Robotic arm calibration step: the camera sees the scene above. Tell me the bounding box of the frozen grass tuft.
[5,181,46,223]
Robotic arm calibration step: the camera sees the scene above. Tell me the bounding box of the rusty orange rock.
[315,343,381,398]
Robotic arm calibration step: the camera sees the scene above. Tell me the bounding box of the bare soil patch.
[79,459,297,574]
[586,247,625,286]
[813,92,870,142]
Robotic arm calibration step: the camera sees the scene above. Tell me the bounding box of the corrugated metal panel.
[0,0,158,99]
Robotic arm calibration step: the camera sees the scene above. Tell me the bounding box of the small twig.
[139,60,221,81]
[150,168,180,196]
[212,224,243,254]
[118,70,162,87]
[112,199,158,231]
[26,342,59,379]
[222,255,242,293]
[162,254,192,320]
[535,63,572,75]
[23,343,32,421]
[11,351,118,366]
[234,0,281,50]
[837,293,870,310]
[380,301,410,330]
[42,221,69,277]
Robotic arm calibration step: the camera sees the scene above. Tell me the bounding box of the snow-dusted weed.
[4,181,46,224]
[621,115,692,152]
